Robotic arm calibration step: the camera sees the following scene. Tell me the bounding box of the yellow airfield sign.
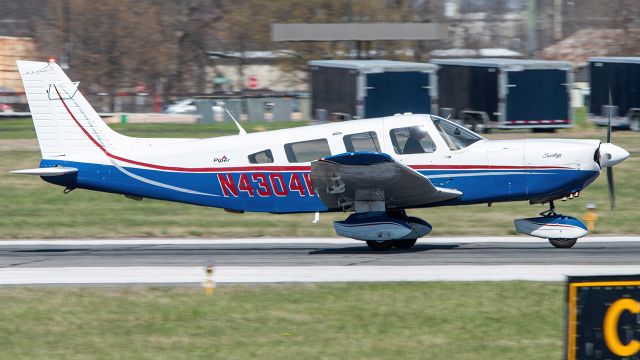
[566,275,640,360]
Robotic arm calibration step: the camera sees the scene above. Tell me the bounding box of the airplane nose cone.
[598,143,630,168]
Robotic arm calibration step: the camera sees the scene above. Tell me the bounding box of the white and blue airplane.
[12,60,630,250]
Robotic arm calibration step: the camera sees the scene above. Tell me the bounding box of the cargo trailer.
[309,60,438,121]
[431,58,573,132]
[589,57,640,131]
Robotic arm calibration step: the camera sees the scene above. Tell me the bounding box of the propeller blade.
[607,166,616,217]
[607,89,612,143]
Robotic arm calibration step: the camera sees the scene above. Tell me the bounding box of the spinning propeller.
[597,91,630,216]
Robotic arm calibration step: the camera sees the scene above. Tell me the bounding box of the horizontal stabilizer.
[11,167,78,176]
[311,152,462,210]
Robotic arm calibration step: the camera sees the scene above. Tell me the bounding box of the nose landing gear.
[515,201,587,249]
[548,238,578,248]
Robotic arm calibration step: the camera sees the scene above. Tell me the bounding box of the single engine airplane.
[12,60,630,250]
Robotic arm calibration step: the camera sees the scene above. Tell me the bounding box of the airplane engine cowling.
[334,212,431,241]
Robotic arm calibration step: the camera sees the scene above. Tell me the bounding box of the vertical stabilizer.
[16,60,127,159]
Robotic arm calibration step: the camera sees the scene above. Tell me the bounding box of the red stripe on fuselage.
[54,85,310,173]
[54,86,572,174]
[410,164,571,170]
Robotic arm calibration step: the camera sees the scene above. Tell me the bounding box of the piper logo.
[213,155,230,164]
[603,298,640,357]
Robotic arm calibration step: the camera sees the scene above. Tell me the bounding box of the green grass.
[0,118,40,139]
[572,106,589,130]
[0,118,307,140]
[0,116,638,238]
[0,282,564,359]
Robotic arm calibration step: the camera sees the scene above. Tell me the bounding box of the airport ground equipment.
[12,60,629,251]
[589,57,640,131]
[309,60,438,121]
[431,58,573,132]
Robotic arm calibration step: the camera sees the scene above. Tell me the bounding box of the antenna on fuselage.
[227,108,247,135]
[219,101,246,135]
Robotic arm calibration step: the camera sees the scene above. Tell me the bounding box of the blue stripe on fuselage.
[39,159,599,213]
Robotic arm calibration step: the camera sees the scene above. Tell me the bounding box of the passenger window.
[389,126,436,155]
[248,149,274,164]
[284,138,332,163]
[343,131,380,152]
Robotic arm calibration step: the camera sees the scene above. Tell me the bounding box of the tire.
[394,239,417,249]
[366,240,394,251]
[630,117,640,132]
[548,238,577,249]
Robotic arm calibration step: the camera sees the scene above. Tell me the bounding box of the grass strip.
[0,282,563,360]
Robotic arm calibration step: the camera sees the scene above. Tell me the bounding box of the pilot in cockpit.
[403,127,430,154]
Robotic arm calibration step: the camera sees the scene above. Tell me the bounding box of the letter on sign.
[603,298,640,357]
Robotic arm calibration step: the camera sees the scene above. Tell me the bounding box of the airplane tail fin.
[16,60,128,159]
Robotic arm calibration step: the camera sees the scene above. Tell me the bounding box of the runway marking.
[2,265,640,284]
[1,236,639,246]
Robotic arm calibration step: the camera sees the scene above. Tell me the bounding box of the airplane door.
[487,141,526,200]
[381,121,452,188]
[423,148,452,188]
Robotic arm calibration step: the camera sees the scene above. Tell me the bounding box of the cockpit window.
[431,115,483,151]
[389,126,436,155]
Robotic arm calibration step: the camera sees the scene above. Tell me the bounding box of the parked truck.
[431,58,573,132]
[309,60,438,121]
[588,57,640,131]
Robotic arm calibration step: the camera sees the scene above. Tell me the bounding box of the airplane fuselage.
[40,114,601,213]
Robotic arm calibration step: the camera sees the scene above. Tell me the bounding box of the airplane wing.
[310,152,462,210]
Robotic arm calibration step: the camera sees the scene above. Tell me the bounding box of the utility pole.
[527,0,538,58]
[554,0,563,40]
[61,0,71,69]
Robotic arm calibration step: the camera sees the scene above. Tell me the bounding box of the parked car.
[163,98,197,114]
[0,103,14,113]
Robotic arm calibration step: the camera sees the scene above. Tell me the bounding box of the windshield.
[430,115,484,151]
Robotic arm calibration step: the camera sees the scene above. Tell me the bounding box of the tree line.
[27,0,640,110]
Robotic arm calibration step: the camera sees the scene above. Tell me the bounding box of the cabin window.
[389,126,436,154]
[343,131,380,152]
[284,138,332,163]
[248,149,274,164]
[431,115,483,150]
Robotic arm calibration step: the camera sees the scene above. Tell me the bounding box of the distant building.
[0,36,37,99]
[540,29,637,64]
[540,29,639,81]
[429,47,523,58]
[207,51,306,92]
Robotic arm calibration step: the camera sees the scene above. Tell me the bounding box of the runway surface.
[1,236,639,284]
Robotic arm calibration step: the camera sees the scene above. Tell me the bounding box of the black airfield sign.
[566,275,640,360]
